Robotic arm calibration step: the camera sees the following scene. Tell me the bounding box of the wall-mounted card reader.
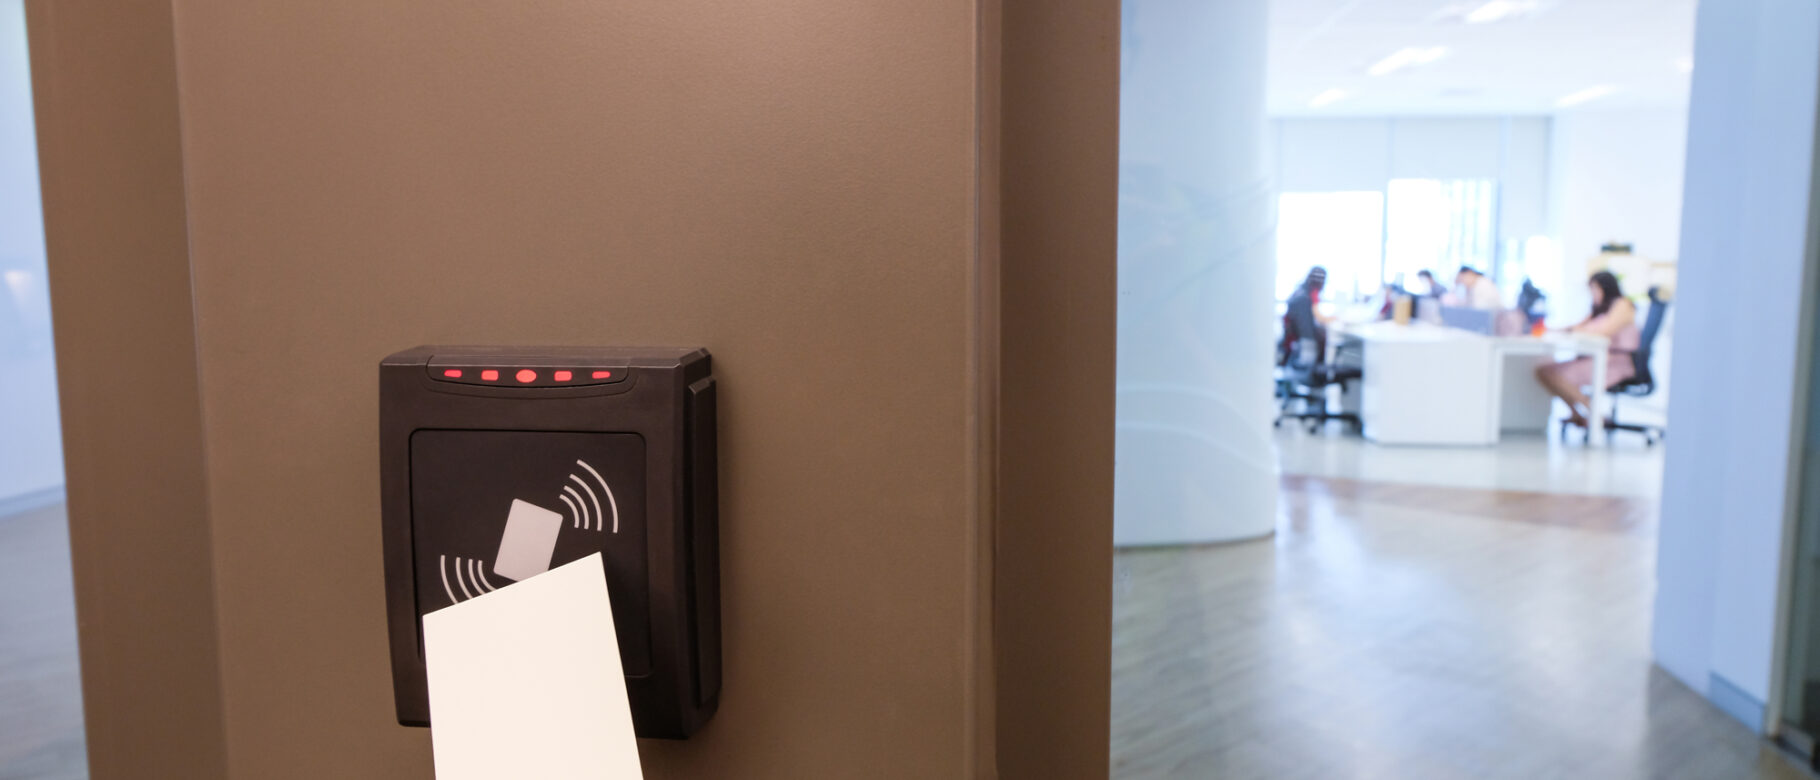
[381,346,719,738]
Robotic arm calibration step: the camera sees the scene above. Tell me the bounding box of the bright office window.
[1274,191,1384,301]
[1383,178,1498,290]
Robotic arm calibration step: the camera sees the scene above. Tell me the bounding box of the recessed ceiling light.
[1308,89,1349,108]
[1676,57,1695,74]
[1555,84,1619,108]
[1465,1,1540,24]
[1367,46,1449,77]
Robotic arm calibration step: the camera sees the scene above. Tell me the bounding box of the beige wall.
[31,0,1117,777]
[995,1,1120,776]
[26,2,228,777]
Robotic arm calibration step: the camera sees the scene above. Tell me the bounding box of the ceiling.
[1268,0,1698,116]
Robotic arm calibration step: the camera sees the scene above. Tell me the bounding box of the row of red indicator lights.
[441,368,613,383]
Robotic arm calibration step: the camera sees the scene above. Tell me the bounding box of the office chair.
[1274,337,1362,433]
[1516,278,1548,330]
[1558,287,1669,446]
[1603,287,1669,446]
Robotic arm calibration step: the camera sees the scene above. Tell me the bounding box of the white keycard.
[423,553,643,779]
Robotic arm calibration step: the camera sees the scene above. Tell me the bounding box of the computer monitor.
[1440,306,1495,335]
[1414,296,1442,324]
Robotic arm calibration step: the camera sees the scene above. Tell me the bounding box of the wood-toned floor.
[1113,475,1811,779]
[0,503,86,780]
[4,478,1813,779]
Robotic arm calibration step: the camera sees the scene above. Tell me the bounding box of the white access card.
[492,499,564,582]
[423,553,643,780]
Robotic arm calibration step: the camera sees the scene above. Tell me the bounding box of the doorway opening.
[1109,1,1806,777]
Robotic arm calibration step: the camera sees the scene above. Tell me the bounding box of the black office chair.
[1603,287,1669,446]
[1559,287,1669,446]
[1274,336,1362,433]
[1515,278,1548,330]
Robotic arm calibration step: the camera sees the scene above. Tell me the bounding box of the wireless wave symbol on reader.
[492,459,618,583]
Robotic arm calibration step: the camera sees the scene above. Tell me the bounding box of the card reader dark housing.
[380,345,720,738]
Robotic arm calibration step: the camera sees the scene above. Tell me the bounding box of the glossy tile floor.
[0,503,85,780]
[1112,474,1810,779]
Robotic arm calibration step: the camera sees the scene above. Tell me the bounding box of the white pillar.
[1114,0,1275,546]
[1652,0,1820,723]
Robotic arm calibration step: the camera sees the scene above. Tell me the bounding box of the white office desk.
[1490,332,1609,443]
[1331,321,1609,446]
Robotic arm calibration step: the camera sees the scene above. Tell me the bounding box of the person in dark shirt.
[1417,269,1448,299]
[1279,265,1362,413]
[1283,266,1330,361]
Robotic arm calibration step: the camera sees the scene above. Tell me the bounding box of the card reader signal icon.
[438,554,499,604]
[559,459,619,533]
[438,459,620,607]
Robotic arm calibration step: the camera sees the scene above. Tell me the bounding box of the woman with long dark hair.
[1534,270,1641,430]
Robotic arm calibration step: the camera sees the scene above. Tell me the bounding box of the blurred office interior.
[1114,0,1820,777]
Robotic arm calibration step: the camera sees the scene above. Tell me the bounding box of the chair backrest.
[1515,281,1542,317]
[1629,287,1669,389]
[1517,280,1548,327]
[1278,310,1301,367]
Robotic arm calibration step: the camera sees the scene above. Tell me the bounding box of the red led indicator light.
[442,369,463,378]
[553,370,573,382]
[591,370,613,379]
[516,369,537,383]
[480,369,499,382]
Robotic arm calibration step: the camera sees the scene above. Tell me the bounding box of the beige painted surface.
[25,2,229,778]
[32,1,1118,777]
[171,2,983,777]
[995,1,1120,777]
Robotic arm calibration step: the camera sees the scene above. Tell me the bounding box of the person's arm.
[1572,298,1636,338]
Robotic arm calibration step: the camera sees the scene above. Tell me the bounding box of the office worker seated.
[1534,271,1641,429]
[1284,266,1334,357]
[1416,269,1448,299]
[1443,266,1502,310]
[1282,266,1362,377]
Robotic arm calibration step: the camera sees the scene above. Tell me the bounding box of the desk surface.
[1491,332,1609,352]
[1335,320,1477,343]
[1336,320,1607,351]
